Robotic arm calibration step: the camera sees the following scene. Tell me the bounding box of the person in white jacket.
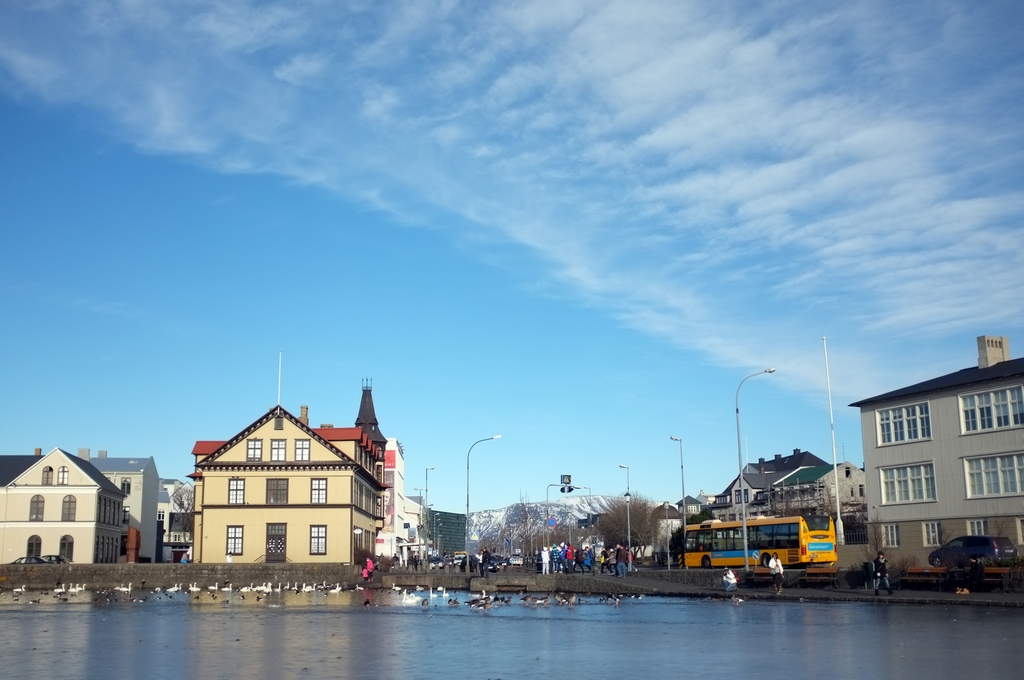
[768,552,784,593]
[723,567,738,592]
[541,546,550,575]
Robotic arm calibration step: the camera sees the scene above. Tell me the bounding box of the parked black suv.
[928,535,1017,567]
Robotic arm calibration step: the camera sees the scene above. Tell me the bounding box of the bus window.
[777,523,798,549]
[749,524,769,550]
[805,516,831,532]
[697,529,711,552]
[685,531,698,552]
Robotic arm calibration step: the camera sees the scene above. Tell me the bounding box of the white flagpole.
[823,337,844,544]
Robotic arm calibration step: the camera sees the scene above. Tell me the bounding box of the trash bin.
[536,553,544,574]
[863,562,874,590]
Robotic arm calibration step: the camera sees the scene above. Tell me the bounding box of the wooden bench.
[799,567,839,589]
[899,566,948,591]
[745,568,775,587]
[958,566,1012,593]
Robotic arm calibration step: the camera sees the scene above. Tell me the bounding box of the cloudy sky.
[2,1,1022,514]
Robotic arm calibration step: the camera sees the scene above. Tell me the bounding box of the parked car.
[928,535,1017,567]
[41,555,70,564]
[11,556,48,564]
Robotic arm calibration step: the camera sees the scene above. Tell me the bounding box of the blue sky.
[2,1,1023,515]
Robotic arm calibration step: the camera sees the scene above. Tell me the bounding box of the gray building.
[88,453,161,562]
[851,335,1024,564]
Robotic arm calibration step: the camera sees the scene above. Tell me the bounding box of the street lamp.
[620,464,631,572]
[466,435,501,556]
[425,467,434,558]
[736,368,775,572]
[670,435,686,569]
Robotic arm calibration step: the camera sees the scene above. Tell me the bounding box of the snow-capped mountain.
[467,494,616,546]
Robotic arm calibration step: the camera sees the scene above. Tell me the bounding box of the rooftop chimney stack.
[978,335,1010,369]
[98,450,107,458]
[300,405,309,426]
[78,448,90,460]
[34,448,41,457]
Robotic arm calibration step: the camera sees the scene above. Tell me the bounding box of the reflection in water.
[1,591,1019,679]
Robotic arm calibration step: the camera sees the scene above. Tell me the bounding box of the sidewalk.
[583,569,1024,608]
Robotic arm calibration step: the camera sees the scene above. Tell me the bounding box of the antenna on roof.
[277,351,283,407]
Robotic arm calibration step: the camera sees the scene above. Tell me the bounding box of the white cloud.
[1,0,1022,401]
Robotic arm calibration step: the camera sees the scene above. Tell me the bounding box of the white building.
[377,438,421,562]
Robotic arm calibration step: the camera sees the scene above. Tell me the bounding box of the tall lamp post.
[466,435,501,556]
[736,368,776,572]
[619,464,631,572]
[670,435,686,569]
[424,467,434,558]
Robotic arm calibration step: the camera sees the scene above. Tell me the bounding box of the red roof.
[313,427,365,441]
[192,441,226,455]
[187,471,203,479]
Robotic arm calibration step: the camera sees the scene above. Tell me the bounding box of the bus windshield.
[804,516,831,532]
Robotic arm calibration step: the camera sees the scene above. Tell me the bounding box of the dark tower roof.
[355,381,387,445]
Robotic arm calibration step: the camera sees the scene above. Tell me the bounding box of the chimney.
[793,448,800,456]
[34,447,42,457]
[78,448,90,460]
[758,457,765,465]
[300,405,309,426]
[774,454,782,462]
[978,335,1010,369]
[320,423,334,428]
[98,450,107,459]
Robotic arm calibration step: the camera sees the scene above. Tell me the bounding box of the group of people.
[722,552,785,593]
[539,543,594,574]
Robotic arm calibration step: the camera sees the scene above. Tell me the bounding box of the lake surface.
[1,588,1019,679]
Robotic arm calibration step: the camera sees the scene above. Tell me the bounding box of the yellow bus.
[681,515,837,569]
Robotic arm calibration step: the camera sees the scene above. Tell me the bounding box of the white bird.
[53,584,67,594]
[207,584,218,591]
[115,583,133,594]
[301,583,314,593]
[189,583,201,593]
[240,584,253,593]
[167,584,181,594]
[221,583,233,592]
[329,583,342,594]
[14,585,26,594]
[354,585,364,591]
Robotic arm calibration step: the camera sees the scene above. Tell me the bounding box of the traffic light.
[560,485,575,493]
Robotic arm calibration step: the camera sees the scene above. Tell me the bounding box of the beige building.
[0,448,125,564]
[852,336,1024,564]
[191,397,387,564]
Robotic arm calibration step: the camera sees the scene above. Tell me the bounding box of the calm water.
[1,589,1020,679]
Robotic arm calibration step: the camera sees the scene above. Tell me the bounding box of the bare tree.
[170,485,195,540]
[598,494,659,558]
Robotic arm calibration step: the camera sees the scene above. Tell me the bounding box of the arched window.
[29,495,44,521]
[27,535,41,558]
[42,466,53,485]
[57,466,69,485]
[59,535,74,561]
[62,495,77,522]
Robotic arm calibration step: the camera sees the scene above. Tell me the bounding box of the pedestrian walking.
[480,546,491,578]
[600,548,610,574]
[768,552,784,593]
[615,544,628,578]
[873,551,893,595]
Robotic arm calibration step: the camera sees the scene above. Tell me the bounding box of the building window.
[295,440,310,462]
[123,506,130,524]
[247,439,263,462]
[968,519,989,536]
[62,495,77,522]
[271,439,287,462]
[42,466,53,485]
[228,479,245,504]
[59,535,74,561]
[27,535,42,558]
[878,403,931,444]
[923,522,941,547]
[57,466,69,485]
[266,479,289,505]
[227,526,244,555]
[310,525,327,555]
[158,509,165,522]
[29,495,44,521]
[966,454,1024,497]
[859,484,865,497]
[121,479,131,495]
[962,387,1024,433]
[883,524,900,548]
[881,463,936,504]
[311,479,327,504]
